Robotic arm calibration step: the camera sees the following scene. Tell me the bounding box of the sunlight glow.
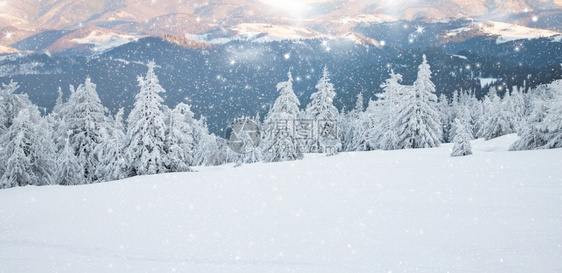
[260,0,312,17]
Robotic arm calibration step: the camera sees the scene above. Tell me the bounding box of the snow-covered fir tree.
[510,86,527,132]
[339,92,365,152]
[95,109,128,182]
[124,62,170,176]
[262,71,303,162]
[478,87,517,140]
[231,117,262,165]
[0,110,34,188]
[56,130,85,186]
[510,83,554,150]
[540,80,562,149]
[437,94,452,142]
[305,66,341,155]
[166,103,195,172]
[451,118,473,157]
[0,80,35,130]
[350,98,376,151]
[395,55,442,149]
[0,108,55,188]
[63,78,109,183]
[374,70,404,150]
[191,116,223,166]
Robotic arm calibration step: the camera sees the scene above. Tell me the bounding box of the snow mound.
[1,136,561,272]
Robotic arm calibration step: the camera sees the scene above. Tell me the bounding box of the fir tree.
[56,132,85,186]
[510,83,554,150]
[262,71,303,162]
[305,66,341,155]
[167,103,195,172]
[376,70,404,150]
[0,110,34,188]
[339,92,363,152]
[64,78,109,183]
[451,118,473,157]
[96,109,128,181]
[478,87,517,140]
[395,55,442,149]
[541,80,562,149]
[124,62,170,176]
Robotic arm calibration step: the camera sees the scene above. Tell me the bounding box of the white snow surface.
[446,21,561,44]
[1,135,561,272]
[479,77,502,88]
[71,31,139,52]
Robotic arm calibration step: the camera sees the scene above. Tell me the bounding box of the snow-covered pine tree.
[305,66,341,155]
[166,103,195,172]
[376,70,404,150]
[64,78,109,183]
[541,80,562,149]
[437,94,452,142]
[0,80,35,130]
[509,86,551,151]
[0,110,34,188]
[451,118,473,157]
[262,71,303,162]
[124,62,170,176]
[45,87,66,150]
[364,99,384,151]
[395,55,442,149]
[511,86,527,132]
[32,117,57,185]
[191,116,222,166]
[0,108,55,187]
[478,87,517,140]
[56,130,85,186]
[339,92,364,152]
[96,109,128,181]
[231,117,262,165]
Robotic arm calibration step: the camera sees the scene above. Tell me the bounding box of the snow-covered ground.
[1,135,561,272]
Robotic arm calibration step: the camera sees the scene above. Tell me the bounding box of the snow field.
[0,135,561,272]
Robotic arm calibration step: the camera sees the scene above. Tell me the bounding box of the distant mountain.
[1,21,561,134]
[1,0,561,54]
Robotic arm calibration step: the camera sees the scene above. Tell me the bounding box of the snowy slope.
[1,135,561,272]
[446,20,562,44]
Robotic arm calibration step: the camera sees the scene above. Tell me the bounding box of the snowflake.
[415,25,425,35]
[4,31,13,41]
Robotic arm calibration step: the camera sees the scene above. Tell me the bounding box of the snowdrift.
[1,135,561,272]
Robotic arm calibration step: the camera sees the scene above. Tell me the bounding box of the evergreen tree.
[96,109,128,181]
[167,103,195,172]
[509,90,550,151]
[451,118,473,157]
[437,94,452,142]
[0,108,55,187]
[191,116,222,166]
[395,55,442,149]
[0,80,34,130]
[478,87,517,140]
[541,80,562,149]
[305,66,341,155]
[262,71,303,162]
[376,70,404,150]
[339,93,363,152]
[64,78,109,183]
[0,110,34,188]
[124,62,170,176]
[56,131,85,186]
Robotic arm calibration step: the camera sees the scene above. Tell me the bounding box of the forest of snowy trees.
[1,56,562,189]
